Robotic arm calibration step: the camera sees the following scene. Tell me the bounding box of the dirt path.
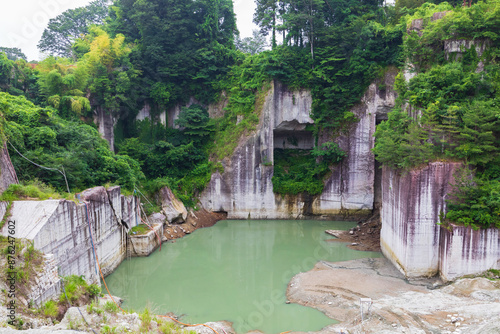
[287,258,500,334]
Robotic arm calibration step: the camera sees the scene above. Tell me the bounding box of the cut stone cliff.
[380,162,462,277]
[0,186,138,306]
[200,75,396,219]
[381,163,500,280]
[0,142,18,193]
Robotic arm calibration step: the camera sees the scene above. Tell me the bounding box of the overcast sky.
[0,0,258,61]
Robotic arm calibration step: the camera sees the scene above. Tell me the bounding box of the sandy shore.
[287,258,500,334]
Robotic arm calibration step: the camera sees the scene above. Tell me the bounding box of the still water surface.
[106,220,381,333]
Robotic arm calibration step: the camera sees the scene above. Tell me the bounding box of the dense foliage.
[0,52,40,103]
[107,0,238,108]
[272,144,345,196]
[1,92,143,191]
[374,0,500,228]
[3,0,497,224]
[37,0,110,58]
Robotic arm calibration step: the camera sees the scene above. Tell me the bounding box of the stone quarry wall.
[128,223,163,257]
[200,75,396,219]
[380,162,500,281]
[93,107,117,152]
[1,186,138,305]
[439,225,500,281]
[0,142,18,193]
[380,162,462,277]
[27,254,60,307]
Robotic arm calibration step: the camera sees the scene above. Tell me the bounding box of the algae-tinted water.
[106,220,381,333]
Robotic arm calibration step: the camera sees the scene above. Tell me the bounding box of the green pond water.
[106,220,381,333]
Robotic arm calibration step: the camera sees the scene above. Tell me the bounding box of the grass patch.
[42,300,58,318]
[139,307,152,333]
[128,224,151,236]
[484,269,500,280]
[0,180,74,202]
[60,275,99,305]
[103,301,119,314]
[87,300,103,315]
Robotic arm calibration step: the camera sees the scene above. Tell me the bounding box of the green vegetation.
[1,92,143,192]
[42,300,59,319]
[374,0,500,229]
[60,275,101,304]
[128,224,151,236]
[272,145,344,196]
[485,268,500,279]
[103,301,119,314]
[37,0,109,59]
[158,320,196,334]
[0,180,72,202]
[272,149,329,196]
[139,307,152,333]
[87,300,104,315]
[0,0,497,225]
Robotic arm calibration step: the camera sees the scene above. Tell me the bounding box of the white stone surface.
[27,254,61,307]
[201,75,396,219]
[128,223,163,257]
[0,186,139,305]
[93,107,117,152]
[159,187,187,223]
[440,225,500,281]
[380,162,462,278]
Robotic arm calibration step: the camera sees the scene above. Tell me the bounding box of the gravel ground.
[287,258,500,334]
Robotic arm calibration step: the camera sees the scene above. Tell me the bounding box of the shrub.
[42,300,59,318]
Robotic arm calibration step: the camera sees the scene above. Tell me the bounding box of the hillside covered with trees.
[0,0,498,226]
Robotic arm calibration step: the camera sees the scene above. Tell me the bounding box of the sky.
[0,0,258,61]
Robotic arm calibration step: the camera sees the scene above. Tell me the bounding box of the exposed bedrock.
[0,186,138,306]
[0,141,18,193]
[201,73,396,219]
[93,106,117,152]
[440,224,500,281]
[380,162,462,278]
[158,186,188,223]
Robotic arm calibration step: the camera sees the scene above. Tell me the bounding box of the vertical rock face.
[315,71,396,217]
[0,142,18,193]
[380,162,462,277]
[439,225,500,281]
[201,74,396,219]
[93,107,117,152]
[128,223,163,257]
[200,81,313,219]
[27,254,60,307]
[1,187,138,305]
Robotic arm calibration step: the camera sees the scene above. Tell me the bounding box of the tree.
[37,0,110,59]
[235,30,268,55]
[175,104,214,143]
[108,0,238,106]
[37,56,90,118]
[281,0,325,60]
[254,0,282,48]
[455,101,500,166]
[0,47,27,61]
